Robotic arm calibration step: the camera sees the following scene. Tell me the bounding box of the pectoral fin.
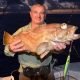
[36,42,50,58]
[3,31,13,45]
[40,50,50,59]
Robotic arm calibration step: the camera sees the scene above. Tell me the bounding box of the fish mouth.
[51,34,80,43]
[72,34,80,40]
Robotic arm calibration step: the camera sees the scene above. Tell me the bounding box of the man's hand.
[40,41,70,58]
[8,39,26,53]
[52,41,70,51]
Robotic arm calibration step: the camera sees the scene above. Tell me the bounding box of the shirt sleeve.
[4,45,15,57]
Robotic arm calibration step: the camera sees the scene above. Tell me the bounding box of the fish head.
[64,24,78,41]
[50,23,79,42]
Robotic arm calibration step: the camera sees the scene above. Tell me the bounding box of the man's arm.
[4,27,24,56]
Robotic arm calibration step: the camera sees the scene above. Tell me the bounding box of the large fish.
[3,23,80,58]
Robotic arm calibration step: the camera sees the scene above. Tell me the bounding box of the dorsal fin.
[3,31,13,45]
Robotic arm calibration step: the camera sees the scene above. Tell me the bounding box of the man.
[4,3,69,80]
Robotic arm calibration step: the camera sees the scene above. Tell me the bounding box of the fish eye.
[61,23,67,29]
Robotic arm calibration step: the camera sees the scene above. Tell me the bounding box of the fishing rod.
[63,41,73,80]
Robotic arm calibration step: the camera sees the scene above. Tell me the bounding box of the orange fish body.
[3,23,80,58]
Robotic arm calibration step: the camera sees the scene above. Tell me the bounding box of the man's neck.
[31,22,45,29]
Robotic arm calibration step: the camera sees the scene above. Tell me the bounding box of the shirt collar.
[28,22,46,29]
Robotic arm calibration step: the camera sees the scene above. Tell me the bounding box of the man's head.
[30,3,46,25]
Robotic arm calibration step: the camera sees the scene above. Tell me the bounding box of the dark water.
[0,13,80,79]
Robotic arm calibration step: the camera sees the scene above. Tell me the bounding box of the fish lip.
[75,26,78,30]
[72,25,78,30]
[51,39,63,43]
[73,34,80,40]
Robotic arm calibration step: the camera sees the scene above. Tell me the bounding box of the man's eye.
[41,12,45,14]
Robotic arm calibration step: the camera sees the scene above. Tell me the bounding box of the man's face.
[30,5,46,24]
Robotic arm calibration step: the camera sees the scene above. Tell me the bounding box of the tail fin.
[3,31,13,45]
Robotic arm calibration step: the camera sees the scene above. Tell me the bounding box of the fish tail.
[3,31,13,45]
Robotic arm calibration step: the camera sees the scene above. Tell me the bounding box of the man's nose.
[37,13,41,18]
